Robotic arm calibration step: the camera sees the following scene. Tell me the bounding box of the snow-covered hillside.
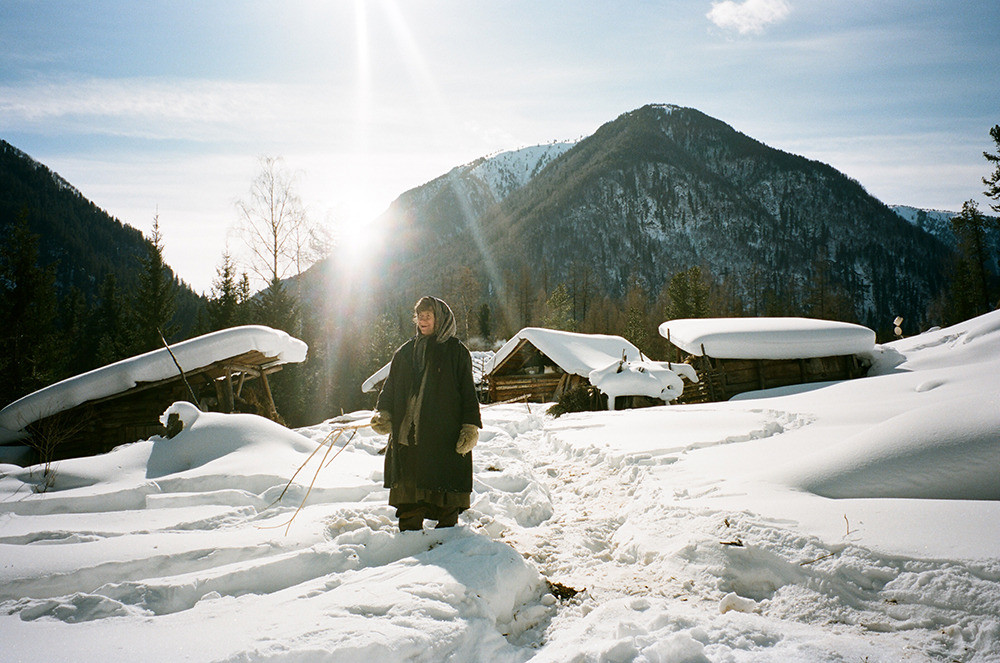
[467,143,575,202]
[891,205,959,247]
[2,312,999,662]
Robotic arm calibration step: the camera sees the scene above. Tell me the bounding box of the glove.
[370,410,392,435]
[455,424,479,455]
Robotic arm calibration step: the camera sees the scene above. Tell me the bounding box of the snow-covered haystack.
[588,359,698,409]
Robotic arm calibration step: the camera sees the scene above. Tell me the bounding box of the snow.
[0,325,307,433]
[588,359,697,408]
[660,317,877,359]
[2,311,1000,661]
[361,361,391,394]
[469,144,575,202]
[487,328,647,377]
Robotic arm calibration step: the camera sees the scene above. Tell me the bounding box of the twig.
[800,551,837,566]
[259,421,371,534]
[157,327,200,406]
[844,514,856,537]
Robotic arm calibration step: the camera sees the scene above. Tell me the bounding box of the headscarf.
[426,296,457,344]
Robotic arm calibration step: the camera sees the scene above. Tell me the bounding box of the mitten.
[370,410,392,435]
[455,424,479,455]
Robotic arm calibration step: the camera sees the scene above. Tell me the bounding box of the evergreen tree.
[665,266,709,320]
[366,313,405,378]
[256,276,299,334]
[622,278,650,353]
[207,250,242,330]
[58,286,90,376]
[92,274,134,366]
[540,283,575,331]
[237,271,253,320]
[477,303,493,342]
[948,200,998,321]
[0,213,59,404]
[132,213,177,352]
[983,124,1000,213]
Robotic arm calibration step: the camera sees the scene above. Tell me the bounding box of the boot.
[397,506,425,532]
[434,507,459,529]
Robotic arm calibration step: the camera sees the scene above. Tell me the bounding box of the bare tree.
[236,156,312,286]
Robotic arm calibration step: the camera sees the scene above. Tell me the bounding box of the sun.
[325,199,385,270]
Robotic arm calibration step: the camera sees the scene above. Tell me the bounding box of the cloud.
[707,0,791,35]
[0,76,356,145]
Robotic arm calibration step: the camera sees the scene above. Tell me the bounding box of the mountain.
[355,105,949,332]
[891,205,960,247]
[0,139,204,330]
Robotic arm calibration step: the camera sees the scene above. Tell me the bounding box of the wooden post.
[223,367,235,413]
[259,370,279,421]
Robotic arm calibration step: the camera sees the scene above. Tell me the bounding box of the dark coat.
[376,335,482,493]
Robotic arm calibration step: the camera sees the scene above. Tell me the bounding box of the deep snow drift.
[1,312,999,662]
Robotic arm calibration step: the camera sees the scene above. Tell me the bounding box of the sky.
[2,0,998,294]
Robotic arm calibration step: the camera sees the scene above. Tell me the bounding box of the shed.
[0,325,308,463]
[484,328,648,403]
[658,317,875,403]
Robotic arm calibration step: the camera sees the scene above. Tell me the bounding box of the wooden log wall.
[676,354,866,404]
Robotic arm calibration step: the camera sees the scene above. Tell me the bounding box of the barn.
[658,317,875,403]
[0,325,307,464]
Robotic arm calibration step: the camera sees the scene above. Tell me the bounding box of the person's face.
[417,309,435,336]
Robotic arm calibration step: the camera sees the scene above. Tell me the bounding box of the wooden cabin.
[659,317,875,404]
[484,328,645,404]
[675,354,867,404]
[0,326,307,464]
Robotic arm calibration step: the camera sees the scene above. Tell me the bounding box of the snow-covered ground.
[2,312,999,662]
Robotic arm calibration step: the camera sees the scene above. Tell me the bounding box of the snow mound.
[788,395,1000,500]
[146,403,316,479]
[659,317,876,359]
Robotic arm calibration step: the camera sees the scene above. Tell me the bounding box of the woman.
[371,296,482,531]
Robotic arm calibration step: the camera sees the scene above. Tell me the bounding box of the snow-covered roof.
[487,328,644,377]
[0,325,308,432]
[361,362,391,394]
[659,317,876,360]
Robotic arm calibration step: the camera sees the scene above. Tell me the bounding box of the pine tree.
[983,124,1000,213]
[477,303,493,342]
[207,250,241,330]
[132,213,177,352]
[541,283,575,331]
[948,200,998,321]
[58,286,90,376]
[256,276,299,334]
[0,213,59,404]
[622,278,650,352]
[92,274,134,366]
[237,271,253,322]
[665,266,709,320]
